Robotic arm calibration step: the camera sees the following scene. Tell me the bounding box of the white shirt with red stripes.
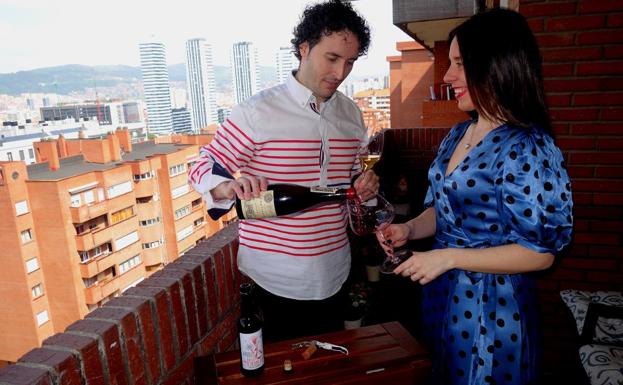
[189,72,366,300]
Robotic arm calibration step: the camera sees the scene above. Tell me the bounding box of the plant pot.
[365,265,380,282]
[344,317,363,329]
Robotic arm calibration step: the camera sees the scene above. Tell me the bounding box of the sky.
[0,0,409,77]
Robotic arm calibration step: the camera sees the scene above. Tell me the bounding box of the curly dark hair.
[291,0,370,60]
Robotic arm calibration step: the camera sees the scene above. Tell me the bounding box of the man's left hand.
[353,170,379,201]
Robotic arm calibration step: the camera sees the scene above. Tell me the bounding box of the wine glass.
[359,130,385,172]
[347,194,405,274]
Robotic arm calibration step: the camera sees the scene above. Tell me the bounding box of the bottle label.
[240,191,276,219]
[310,186,339,194]
[240,329,264,370]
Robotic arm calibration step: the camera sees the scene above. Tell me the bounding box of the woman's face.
[443,37,475,112]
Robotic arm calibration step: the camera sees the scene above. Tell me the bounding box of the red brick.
[43,333,105,385]
[573,219,590,232]
[542,63,574,77]
[595,166,623,178]
[560,280,618,291]
[579,0,623,13]
[593,193,623,205]
[601,107,623,120]
[160,354,195,385]
[590,219,623,232]
[105,296,161,385]
[213,250,227,320]
[528,18,545,32]
[139,276,190,358]
[568,151,622,164]
[607,13,623,27]
[535,33,576,47]
[600,77,623,90]
[573,232,620,245]
[19,348,81,385]
[522,2,577,17]
[159,268,200,347]
[0,364,53,385]
[545,47,603,62]
[555,137,595,150]
[577,61,623,76]
[604,45,623,58]
[596,137,623,150]
[545,78,600,92]
[549,268,586,281]
[124,286,176,372]
[546,94,571,107]
[570,123,622,135]
[546,15,606,31]
[577,30,623,45]
[87,307,147,385]
[575,205,623,219]
[551,123,570,135]
[566,166,594,178]
[589,245,623,258]
[66,319,128,385]
[198,309,238,356]
[574,92,623,106]
[572,193,593,205]
[223,244,236,312]
[550,108,600,121]
[587,271,623,283]
[171,259,209,337]
[203,256,219,330]
[572,180,623,192]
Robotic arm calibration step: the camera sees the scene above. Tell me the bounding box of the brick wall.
[0,225,242,385]
[520,0,623,377]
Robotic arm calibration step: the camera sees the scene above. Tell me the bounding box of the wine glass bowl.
[379,248,412,274]
[360,130,385,172]
[347,194,394,236]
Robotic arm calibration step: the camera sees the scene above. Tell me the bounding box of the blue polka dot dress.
[422,120,573,385]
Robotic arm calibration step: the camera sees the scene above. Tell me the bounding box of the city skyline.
[0,0,408,77]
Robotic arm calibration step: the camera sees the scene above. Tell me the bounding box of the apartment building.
[0,129,233,363]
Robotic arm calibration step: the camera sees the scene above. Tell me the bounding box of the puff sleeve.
[497,132,573,255]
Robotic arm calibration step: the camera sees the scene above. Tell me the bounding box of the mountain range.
[0,64,277,95]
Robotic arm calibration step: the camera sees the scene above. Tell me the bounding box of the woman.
[378,8,573,384]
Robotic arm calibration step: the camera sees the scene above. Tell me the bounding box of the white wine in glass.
[360,130,385,172]
[360,154,381,171]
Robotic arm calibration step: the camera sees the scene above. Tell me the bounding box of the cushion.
[561,290,623,344]
[579,344,623,385]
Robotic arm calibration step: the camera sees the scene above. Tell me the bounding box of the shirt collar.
[286,70,336,109]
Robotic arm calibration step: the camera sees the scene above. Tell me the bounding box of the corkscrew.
[291,340,349,355]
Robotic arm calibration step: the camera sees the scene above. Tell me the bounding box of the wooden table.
[194,322,431,385]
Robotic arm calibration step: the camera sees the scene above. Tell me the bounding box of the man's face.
[296,30,360,102]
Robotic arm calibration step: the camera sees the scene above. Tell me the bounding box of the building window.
[70,193,82,207]
[119,254,141,274]
[171,184,190,199]
[21,229,33,243]
[28,148,35,159]
[110,206,134,224]
[107,181,133,199]
[139,217,160,226]
[133,171,155,181]
[26,257,39,273]
[79,243,112,263]
[15,200,29,216]
[176,225,193,241]
[31,284,44,298]
[194,218,205,227]
[174,205,191,220]
[115,231,139,251]
[84,190,95,204]
[83,276,98,288]
[7,152,13,161]
[19,150,25,160]
[169,163,186,177]
[142,240,161,249]
[36,310,49,326]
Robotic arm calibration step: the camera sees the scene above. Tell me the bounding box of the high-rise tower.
[276,46,298,84]
[139,41,173,135]
[185,39,217,131]
[231,42,260,104]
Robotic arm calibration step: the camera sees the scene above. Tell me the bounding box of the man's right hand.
[210,176,268,201]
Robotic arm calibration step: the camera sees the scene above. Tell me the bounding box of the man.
[189,0,378,341]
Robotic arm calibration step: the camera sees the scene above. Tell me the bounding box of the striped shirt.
[189,72,366,300]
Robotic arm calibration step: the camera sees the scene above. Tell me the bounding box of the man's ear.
[299,42,309,60]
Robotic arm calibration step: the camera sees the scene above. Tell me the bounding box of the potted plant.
[344,282,371,329]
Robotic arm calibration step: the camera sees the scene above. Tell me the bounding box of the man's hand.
[211,176,268,201]
[353,170,379,202]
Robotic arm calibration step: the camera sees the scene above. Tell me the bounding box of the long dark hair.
[291,0,370,61]
[450,8,551,133]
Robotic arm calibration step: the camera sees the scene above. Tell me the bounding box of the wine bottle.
[238,283,264,377]
[235,184,357,220]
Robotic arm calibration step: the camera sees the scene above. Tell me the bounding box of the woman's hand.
[376,223,410,254]
[393,249,454,285]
